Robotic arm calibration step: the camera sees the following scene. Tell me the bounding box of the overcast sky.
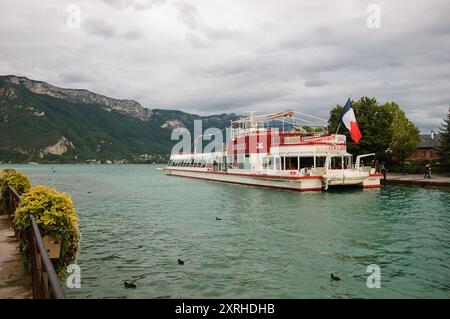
[1,0,449,131]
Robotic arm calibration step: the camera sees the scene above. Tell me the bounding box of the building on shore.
[409,131,441,161]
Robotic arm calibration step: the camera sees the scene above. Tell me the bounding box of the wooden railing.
[6,186,65,299]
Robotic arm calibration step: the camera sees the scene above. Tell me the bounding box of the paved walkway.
[0,215,32,299]
[386,173,450,187]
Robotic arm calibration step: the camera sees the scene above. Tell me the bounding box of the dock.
[385,173,450,188]
[0,215,32,299]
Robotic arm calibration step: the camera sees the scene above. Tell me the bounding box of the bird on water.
[124,282,137,289]
[330,274,341,281]
[178,259,184,265]
[216,217,222,220]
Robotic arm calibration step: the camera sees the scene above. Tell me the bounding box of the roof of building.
[417,133,441,149]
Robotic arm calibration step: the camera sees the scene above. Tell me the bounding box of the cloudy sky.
[1,0,449,131]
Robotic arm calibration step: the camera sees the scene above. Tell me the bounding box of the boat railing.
[5,185,65,299]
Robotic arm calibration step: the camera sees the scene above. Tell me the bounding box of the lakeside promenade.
[0,215,31,298]
[385,173,450,188]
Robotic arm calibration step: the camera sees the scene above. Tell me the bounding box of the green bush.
[14,185,79,276]
[1,171,31,196]
[1,171,31,213]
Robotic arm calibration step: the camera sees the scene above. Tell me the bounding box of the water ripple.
[3,164,449,299]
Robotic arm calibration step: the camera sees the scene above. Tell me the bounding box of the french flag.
[339,98,362,144]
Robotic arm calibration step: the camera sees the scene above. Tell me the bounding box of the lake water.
[2,164,449,298]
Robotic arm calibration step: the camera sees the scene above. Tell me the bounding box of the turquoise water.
[2,164,449,298]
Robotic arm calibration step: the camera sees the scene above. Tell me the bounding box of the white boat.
[162,110,382,191]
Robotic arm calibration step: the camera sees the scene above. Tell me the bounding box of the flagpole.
[335,123,341,135]
[335,95,350,135]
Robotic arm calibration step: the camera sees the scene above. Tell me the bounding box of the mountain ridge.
[2,75,152,120]
[0,75,240,164]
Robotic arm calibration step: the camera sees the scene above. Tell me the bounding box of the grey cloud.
[122,28,145,40]
[84,18,144,40]
[182,86,290,112]
[304,79,328,87]
[173,1,239,49]
[0,0,449,132]
[185,33,212,49]
[174,1,199,30]
[84,19,118,38]
[58,72,94,84]
[101,0,165,10]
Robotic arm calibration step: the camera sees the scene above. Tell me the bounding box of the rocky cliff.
[3,75,152,120]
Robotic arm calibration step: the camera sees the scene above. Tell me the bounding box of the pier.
[0,180,66,299]
[385,173,450,188]
[0,214,31,298]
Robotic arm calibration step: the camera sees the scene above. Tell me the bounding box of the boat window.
[238,154,245,169]
[268,156,273,169]
[299,157,314,169]
[262,156,268,169]
[226,155,233,166]
[344,156,352,169]
[285,157,299,170]
[316,156,326,168]
[330,157,343,169]
[274,157,281,170]
[247,157,252,170]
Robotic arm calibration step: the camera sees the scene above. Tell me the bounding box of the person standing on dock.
[381,162,387,184]
[424,164,431,179]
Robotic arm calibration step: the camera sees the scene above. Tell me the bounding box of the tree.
[328,97,397,157]
[390,108,420,174]
[437,108,450,172]
[327,98,419,171]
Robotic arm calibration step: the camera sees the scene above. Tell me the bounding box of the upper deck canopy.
[230,110,328,134]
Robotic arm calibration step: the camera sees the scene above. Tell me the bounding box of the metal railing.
[7,186,21,219]
[6,186,65,299]
[29,214,65,299]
